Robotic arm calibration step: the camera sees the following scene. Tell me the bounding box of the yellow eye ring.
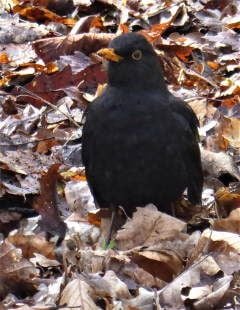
[131,49,142,61]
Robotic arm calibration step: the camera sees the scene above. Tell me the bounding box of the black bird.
[82,33,203,219]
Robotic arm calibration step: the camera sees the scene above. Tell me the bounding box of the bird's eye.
[131,49,142,61]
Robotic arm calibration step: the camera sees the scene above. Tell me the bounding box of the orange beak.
[97,48,123,62]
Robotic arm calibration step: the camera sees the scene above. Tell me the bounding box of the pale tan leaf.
[116,204,186,250]
[60,279,98,310]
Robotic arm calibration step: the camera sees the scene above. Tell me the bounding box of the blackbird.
[82,32,203,218]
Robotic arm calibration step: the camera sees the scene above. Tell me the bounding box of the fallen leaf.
[13,4,76,26]
[82,270,131,299]
[116,204,186,250]
[59,278,98,310]
[214,208,240,233]
[0,241,38,299]
[8,234,55,259]
[131,249,183,282]
[33,164,67,238]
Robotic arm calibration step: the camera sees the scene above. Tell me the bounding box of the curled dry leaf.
[158,257,230,309]
[30,253,60,268]
[189,228,240,267]
[116,204,186,250]
[199,255,221,276]
[193,275,233,310]
[159,265,201,309]
[181,275,233,310]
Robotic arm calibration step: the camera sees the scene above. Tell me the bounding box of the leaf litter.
[0,0,240,309]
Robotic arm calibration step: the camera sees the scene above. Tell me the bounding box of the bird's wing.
[81,97,102,167]
[81,108,91,168]
[170,95,203,204]
[81,99,106,206]
[169,94,200,141]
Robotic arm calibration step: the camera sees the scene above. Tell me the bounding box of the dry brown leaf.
[59,279,98,310]
[131,249,183,282]
[215,187,240,217]
[107,252,165,288]
[158,44,193,62]
[226,21,240,30]
[221,95,240,109]
[14,63,106,107]
[33,33,115,63]
[13,4,76,26]
[116,205,186,250]
[7,234,55,259]
[64,247,106,273]
[0,241,38,299]
[220,116,240,148]
[214,208,240,233]
[141,22,172,42]
[2,95,18,115]
[33,164,67,238]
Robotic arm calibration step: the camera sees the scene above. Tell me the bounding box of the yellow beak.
[97,48,123,62]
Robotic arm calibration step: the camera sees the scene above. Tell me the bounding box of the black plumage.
[82,33,203,215]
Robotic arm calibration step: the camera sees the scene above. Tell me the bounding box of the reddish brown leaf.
[33,33,115,63]
[13,4,76,26]
[33,163,67,238]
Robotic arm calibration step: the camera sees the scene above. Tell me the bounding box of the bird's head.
[97,33,167,90]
